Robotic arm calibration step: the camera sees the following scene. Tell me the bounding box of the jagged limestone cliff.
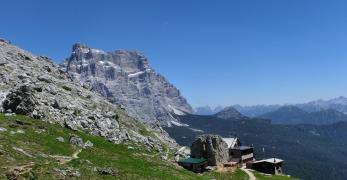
[60,43,192,125]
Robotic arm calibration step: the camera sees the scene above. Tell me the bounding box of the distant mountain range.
[258,106,347,125]
[296,96,347,113]
[232,96,347,117]
[232,104,281,117]
[196,97,347,125]
[194,106,224,115]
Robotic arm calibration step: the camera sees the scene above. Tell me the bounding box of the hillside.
[258,106,308,124]
[165,114,347,180]
[0,113,296,180]
[0,39,176,152]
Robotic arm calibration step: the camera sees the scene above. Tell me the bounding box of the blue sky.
[1,0,347,107]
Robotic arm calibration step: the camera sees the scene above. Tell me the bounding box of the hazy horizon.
[2,0,347,107]
[194,95,347,109]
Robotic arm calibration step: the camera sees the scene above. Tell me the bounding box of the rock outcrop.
[0,39,176,150]
[59,43,192,125]
[190,134,229,166]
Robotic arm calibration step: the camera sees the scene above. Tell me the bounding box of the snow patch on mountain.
[168,105,186,116]
[170,121,189,127]
[128,71,145,78]
[90,49,105,54]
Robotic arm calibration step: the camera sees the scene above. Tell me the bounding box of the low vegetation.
[0,114,298,179]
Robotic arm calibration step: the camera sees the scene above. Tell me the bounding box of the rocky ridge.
[0,39,176,150]
[59,43,192,125]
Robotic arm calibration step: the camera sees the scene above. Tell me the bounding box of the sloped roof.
[223,138,239,148]
[176,146,191,155]
[256,158,284,164]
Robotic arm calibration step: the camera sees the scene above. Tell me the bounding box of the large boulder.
[190,134,229,166]
[2,85,38,116]
[69,135,85,147]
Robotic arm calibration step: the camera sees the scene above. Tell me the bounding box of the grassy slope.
[0,114,297,179]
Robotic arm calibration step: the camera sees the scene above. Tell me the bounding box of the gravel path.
[241,167,256,180]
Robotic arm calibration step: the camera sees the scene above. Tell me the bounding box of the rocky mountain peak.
[72,42,89,52]
[329,96,347,104]
[71,43,107,57]
[60,43,192,125]
[214,106,244,120]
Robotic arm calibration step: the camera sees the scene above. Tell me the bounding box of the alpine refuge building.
[223,138,241,149]
[178,134,282,174]
[229,146,254,163]
[177,158,208,173]
[222,137,254,164]
[188,135,255,167]
[247,158,284,175]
